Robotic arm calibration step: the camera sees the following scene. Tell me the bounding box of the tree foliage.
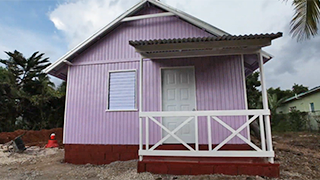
[246,72,262,109]
[292,83,308,94]
[0,50,65,132]
[246,72,309,130]
[290,0,320,41]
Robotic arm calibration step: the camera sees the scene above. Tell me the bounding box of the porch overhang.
[129,33,282,59]
[129,33,282,74]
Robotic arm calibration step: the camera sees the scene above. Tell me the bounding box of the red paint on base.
[64,144,138,165]
[139,144,279,178]
[64,144,279,178]
[138,156,280,178]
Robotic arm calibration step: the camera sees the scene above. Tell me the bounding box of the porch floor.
[138,144,279,178]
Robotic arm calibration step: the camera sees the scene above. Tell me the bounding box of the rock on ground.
[0,131,319,179]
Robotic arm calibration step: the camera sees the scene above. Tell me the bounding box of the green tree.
[0,50,67,131]
[292,83,308,94]
[267,87,293,101]
[0,66,20,132]
[246,72,262,109]
[46,81,66,129]
[290,0,320,41]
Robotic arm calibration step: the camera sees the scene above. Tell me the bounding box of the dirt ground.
[0,130,319,180]
[0,128,63,147]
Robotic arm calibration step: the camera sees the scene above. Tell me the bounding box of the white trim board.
[44,0,231,76]
[62,65,71,144]
[122,12,174,22]
[44,0,274,80]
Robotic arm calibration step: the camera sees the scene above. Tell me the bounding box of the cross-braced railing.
[139,109,274,163]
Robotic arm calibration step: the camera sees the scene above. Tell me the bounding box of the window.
[108,70,136,110]
[310,102,315,112]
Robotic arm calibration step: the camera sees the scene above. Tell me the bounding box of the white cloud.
[48,0,320,89]
[0,25,65,62]
[0,24,66,85]
[48,0,140,49]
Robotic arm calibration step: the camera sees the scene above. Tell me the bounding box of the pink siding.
[65,56,247,145]
[64,6,247,145]
[72,6,212,65]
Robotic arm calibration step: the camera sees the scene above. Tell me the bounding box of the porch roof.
[129,33,282,60]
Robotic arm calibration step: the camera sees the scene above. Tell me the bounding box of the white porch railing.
[139,109,274,163]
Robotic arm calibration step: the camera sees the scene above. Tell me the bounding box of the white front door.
[162,67,196,144]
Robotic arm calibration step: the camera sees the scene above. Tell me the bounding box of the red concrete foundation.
[64,144,279,178]
[64,144,139,165]
[138,156,279,178]
[138,144,279,178]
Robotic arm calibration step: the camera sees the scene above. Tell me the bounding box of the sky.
[0,0,319,90]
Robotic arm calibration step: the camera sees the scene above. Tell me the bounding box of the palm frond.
[290,0,320,41]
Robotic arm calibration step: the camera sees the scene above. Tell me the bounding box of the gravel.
[0,132,319,180]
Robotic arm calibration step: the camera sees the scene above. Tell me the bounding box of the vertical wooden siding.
[143,56,247,144]
[64,6,247,145]
[65,56,247,145]
[72,6,213,65]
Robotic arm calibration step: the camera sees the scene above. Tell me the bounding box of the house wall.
[277,92,320,130]
[65,56,247,145]
[277,92,320,114]
[64,6,247,145]
[72,6,213,65]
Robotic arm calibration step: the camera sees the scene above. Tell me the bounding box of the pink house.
[45,0,282,177]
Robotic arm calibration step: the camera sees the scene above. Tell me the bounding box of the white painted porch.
[138,109,274,161]
[131,35,282,164]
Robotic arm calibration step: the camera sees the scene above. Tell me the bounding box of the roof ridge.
[284,85,320,103]
[44,0,274,78]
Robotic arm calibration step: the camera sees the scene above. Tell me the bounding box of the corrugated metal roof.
[284,85,320,103]
[44,0,230,78]
[129,32,283,46]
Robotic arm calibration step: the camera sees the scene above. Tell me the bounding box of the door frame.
[159,66,198,142]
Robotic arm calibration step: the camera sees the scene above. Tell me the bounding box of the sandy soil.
[0,132,319,180]
[0,128,63,147]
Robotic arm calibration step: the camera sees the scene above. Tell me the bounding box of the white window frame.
[106,69,138,112]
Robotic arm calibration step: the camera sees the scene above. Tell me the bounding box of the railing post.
[139,56,144,161]
[195,116,199,151]
[241,54,251,141]
[207,116,212,151]
[259,115,266,151]
[139,117,143,161]
[258,51,274,163]
[264,115,274,163]
[146,116,149,150]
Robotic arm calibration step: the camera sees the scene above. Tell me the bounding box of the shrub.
[272,110,308,132]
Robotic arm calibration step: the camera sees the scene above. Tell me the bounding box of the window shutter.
[108,71,136,110]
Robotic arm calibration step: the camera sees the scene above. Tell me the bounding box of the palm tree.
[0,50,52,130]
[290,0,320,41]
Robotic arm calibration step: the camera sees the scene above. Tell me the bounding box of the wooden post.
[139,56,143,112]
[258,51,274,163]
[207,116,212,151]
[139,56,144,161]
[241,54,250,141]
[195,116,199,151]
[146,117,149,150]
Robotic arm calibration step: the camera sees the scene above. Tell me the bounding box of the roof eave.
[149,0,229,36]
[283,86,320,103]
[44,0,148,75]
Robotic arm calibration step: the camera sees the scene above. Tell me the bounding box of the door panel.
[162,67,196,143]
